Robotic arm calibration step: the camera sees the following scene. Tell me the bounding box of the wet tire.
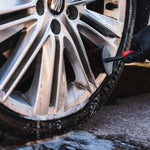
[0,0,136,139]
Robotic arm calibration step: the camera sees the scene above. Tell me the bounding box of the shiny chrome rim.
[0,0,126,120]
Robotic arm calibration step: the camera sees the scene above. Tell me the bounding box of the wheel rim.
[0,0,126,120]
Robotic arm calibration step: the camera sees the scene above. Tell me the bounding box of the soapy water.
[3,130,142,150]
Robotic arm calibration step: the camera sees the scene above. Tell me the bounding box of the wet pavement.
[0,131,144,150]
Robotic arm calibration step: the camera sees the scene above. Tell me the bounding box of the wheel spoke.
[0,25,24,43]
[0,24,50,102]
[62,16,96,87]
[0,25,39,91]
[50,37,68,113]
[55,59,68,113]
[0,14,37,31]
[64,36,92,92]
[0,0,36,15]
[26,36,55,115]
[67,0,95,6]
[81,8,124,38]
[78,20,118,56]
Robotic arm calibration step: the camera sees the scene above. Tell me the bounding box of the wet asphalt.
[0,65,150,149]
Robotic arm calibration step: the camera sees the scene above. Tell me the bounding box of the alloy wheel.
[0,0,125,120]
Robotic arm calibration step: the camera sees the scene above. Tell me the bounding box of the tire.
[0,0,136,139]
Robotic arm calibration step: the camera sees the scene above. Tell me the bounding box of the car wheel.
[0,0,136,139]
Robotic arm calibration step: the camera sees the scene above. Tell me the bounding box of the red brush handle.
[122,50,134,58]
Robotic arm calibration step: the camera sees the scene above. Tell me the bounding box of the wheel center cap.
[48,0,64,14]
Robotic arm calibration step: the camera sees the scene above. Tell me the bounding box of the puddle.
[0,131,143,150]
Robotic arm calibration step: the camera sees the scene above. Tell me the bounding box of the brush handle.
[104,50,135,62]
[104,56,123,62]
